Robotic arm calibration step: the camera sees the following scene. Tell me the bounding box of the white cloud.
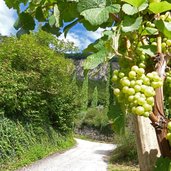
[0,0,17,35]
[58,27,111,51]
[59,32,92,51]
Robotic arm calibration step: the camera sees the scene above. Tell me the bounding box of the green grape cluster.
[112,65,163,117]
[166,122,171,146]
[146,21,155,28]
[162,38,171,54]
[160,12,171,22]
[166,70,171,88]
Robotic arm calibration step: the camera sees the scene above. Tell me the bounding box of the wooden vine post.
[150,36,171,158]
[135,12,171,171]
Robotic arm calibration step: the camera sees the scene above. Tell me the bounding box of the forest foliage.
[0,31,80,166]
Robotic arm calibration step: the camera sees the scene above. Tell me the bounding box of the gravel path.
[17,138,116,171]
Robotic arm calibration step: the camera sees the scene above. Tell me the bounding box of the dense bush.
[0,32,80,164]
[110,131,138,165]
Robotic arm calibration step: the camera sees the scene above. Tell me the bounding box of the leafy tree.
[81,73,89,111]
[91,86,98,107]
[3,0,171,169]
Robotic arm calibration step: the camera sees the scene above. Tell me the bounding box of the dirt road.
[17,138,116,171]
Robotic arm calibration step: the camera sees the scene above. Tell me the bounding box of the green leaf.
[81,8,109,25]
[35,7,45,22]
[49,15,56,27]
[140,45,157,56]
[83,49,107,69]
[67,0,79,2]
[14,18,21,30]
[77,0,106,13]
[42,23,61,36]
[121,16,142,32]
[106,4,121,13]
[149,1,171,14]
[122,2,148,15]
[15,12,35,31]
[5,0,28,10]
[64,19,80,37]
[141,27,158,35]
[153,157,171,171]
[122,4,138,15]
[155,20,171,39]
[138,2,148,11]
[122,0,146,7]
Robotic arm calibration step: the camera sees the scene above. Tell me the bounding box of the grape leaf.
[49,15,56,27]
[14,12,35,31]
[122,4,138,15]
[81,8,109,26]
[121,16,142,32]
[5,0,28,10]
[149,1,171,14]
[64,19,80,37]
[14,18,21,30]
[42,23,61,36]
[77,0,106,12]
[121,0,146,7]
[153,157,171,171]
[81,4,120,26]
[140,45,157,56]
[122,2,148,15]
[155,20,171,39]
[83,49,107,69]
[106,4,121,13]
[141,27,158,35]
[35,7,45,22]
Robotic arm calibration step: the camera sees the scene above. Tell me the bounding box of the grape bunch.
[161,38,171,54]
[160,12,171,22]
[166,70,171,88]
[112,65,163,117]
[166,122,171,146]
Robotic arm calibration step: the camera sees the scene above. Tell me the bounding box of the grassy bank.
[1,135,75,171]
[108,163,139,171]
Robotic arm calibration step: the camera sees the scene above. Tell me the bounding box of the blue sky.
[0,0,104,50]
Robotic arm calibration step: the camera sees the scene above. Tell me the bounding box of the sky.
[0,0,103,50]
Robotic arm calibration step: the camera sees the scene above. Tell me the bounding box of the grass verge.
[0,136,76,171]
[108,163,139,171]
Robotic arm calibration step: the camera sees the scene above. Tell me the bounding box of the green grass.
[0,136,76,171]
[108,163,139,171]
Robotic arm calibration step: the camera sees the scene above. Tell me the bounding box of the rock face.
[73,59,119,80]
[75,126,114,142]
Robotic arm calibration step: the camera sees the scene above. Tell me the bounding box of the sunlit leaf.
[149,1,171,14]
[121,16,142,32]
[140,45,157,56]
[83,49,107,69]
[122,4,138,15]
[155,20,171,39]
[141,27,158,35]
[77,0,106,12]
[49,15,56,27]
[122,0,146,7]
[81,8,109,25]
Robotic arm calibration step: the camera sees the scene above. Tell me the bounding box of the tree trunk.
[134,116,161,171]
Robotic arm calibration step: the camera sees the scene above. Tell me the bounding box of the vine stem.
[157,35,162,54]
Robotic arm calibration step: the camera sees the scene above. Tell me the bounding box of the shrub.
[110,131,138,164]
[0,32,80,164]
